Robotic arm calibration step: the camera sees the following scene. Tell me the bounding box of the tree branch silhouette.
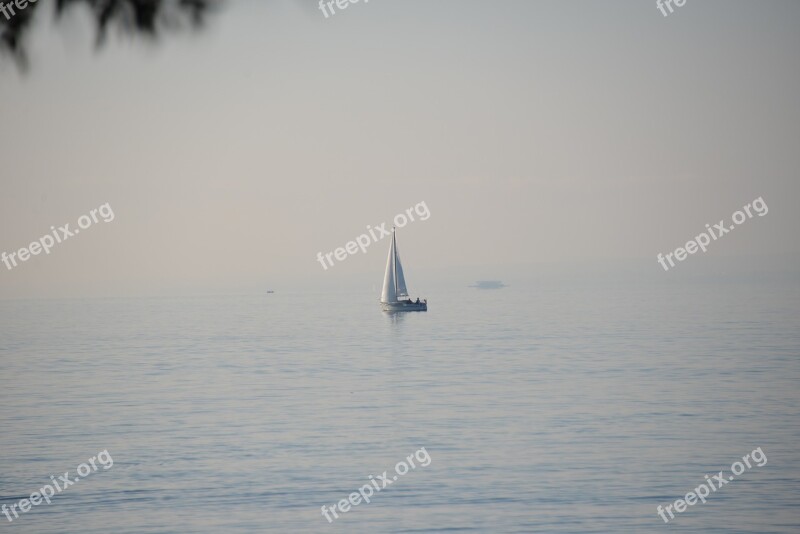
[1,0,220,70]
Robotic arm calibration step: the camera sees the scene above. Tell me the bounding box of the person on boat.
[415,298,420,304]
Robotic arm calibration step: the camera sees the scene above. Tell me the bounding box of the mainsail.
[395,246,408,298]
[380,229,409,303]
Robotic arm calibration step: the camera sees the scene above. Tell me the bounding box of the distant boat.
[267,290,275,294]
[471,281,506,289]
[380,227,427,312]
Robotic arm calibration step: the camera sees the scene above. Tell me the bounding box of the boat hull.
[381,301,428,312]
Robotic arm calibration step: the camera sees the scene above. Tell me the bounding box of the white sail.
[394,245,409,298]
[380,231,398,303]
[381,229,410,302]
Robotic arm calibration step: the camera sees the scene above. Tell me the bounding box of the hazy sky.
[1,0,798,298]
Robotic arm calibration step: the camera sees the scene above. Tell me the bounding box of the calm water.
[1,278,799,533]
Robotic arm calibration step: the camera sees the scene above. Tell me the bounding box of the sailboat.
[380,227,427,312]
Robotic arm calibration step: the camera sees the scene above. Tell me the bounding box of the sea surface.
[1,278,799,533]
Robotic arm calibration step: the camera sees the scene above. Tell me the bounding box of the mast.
[393,227,398,298]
